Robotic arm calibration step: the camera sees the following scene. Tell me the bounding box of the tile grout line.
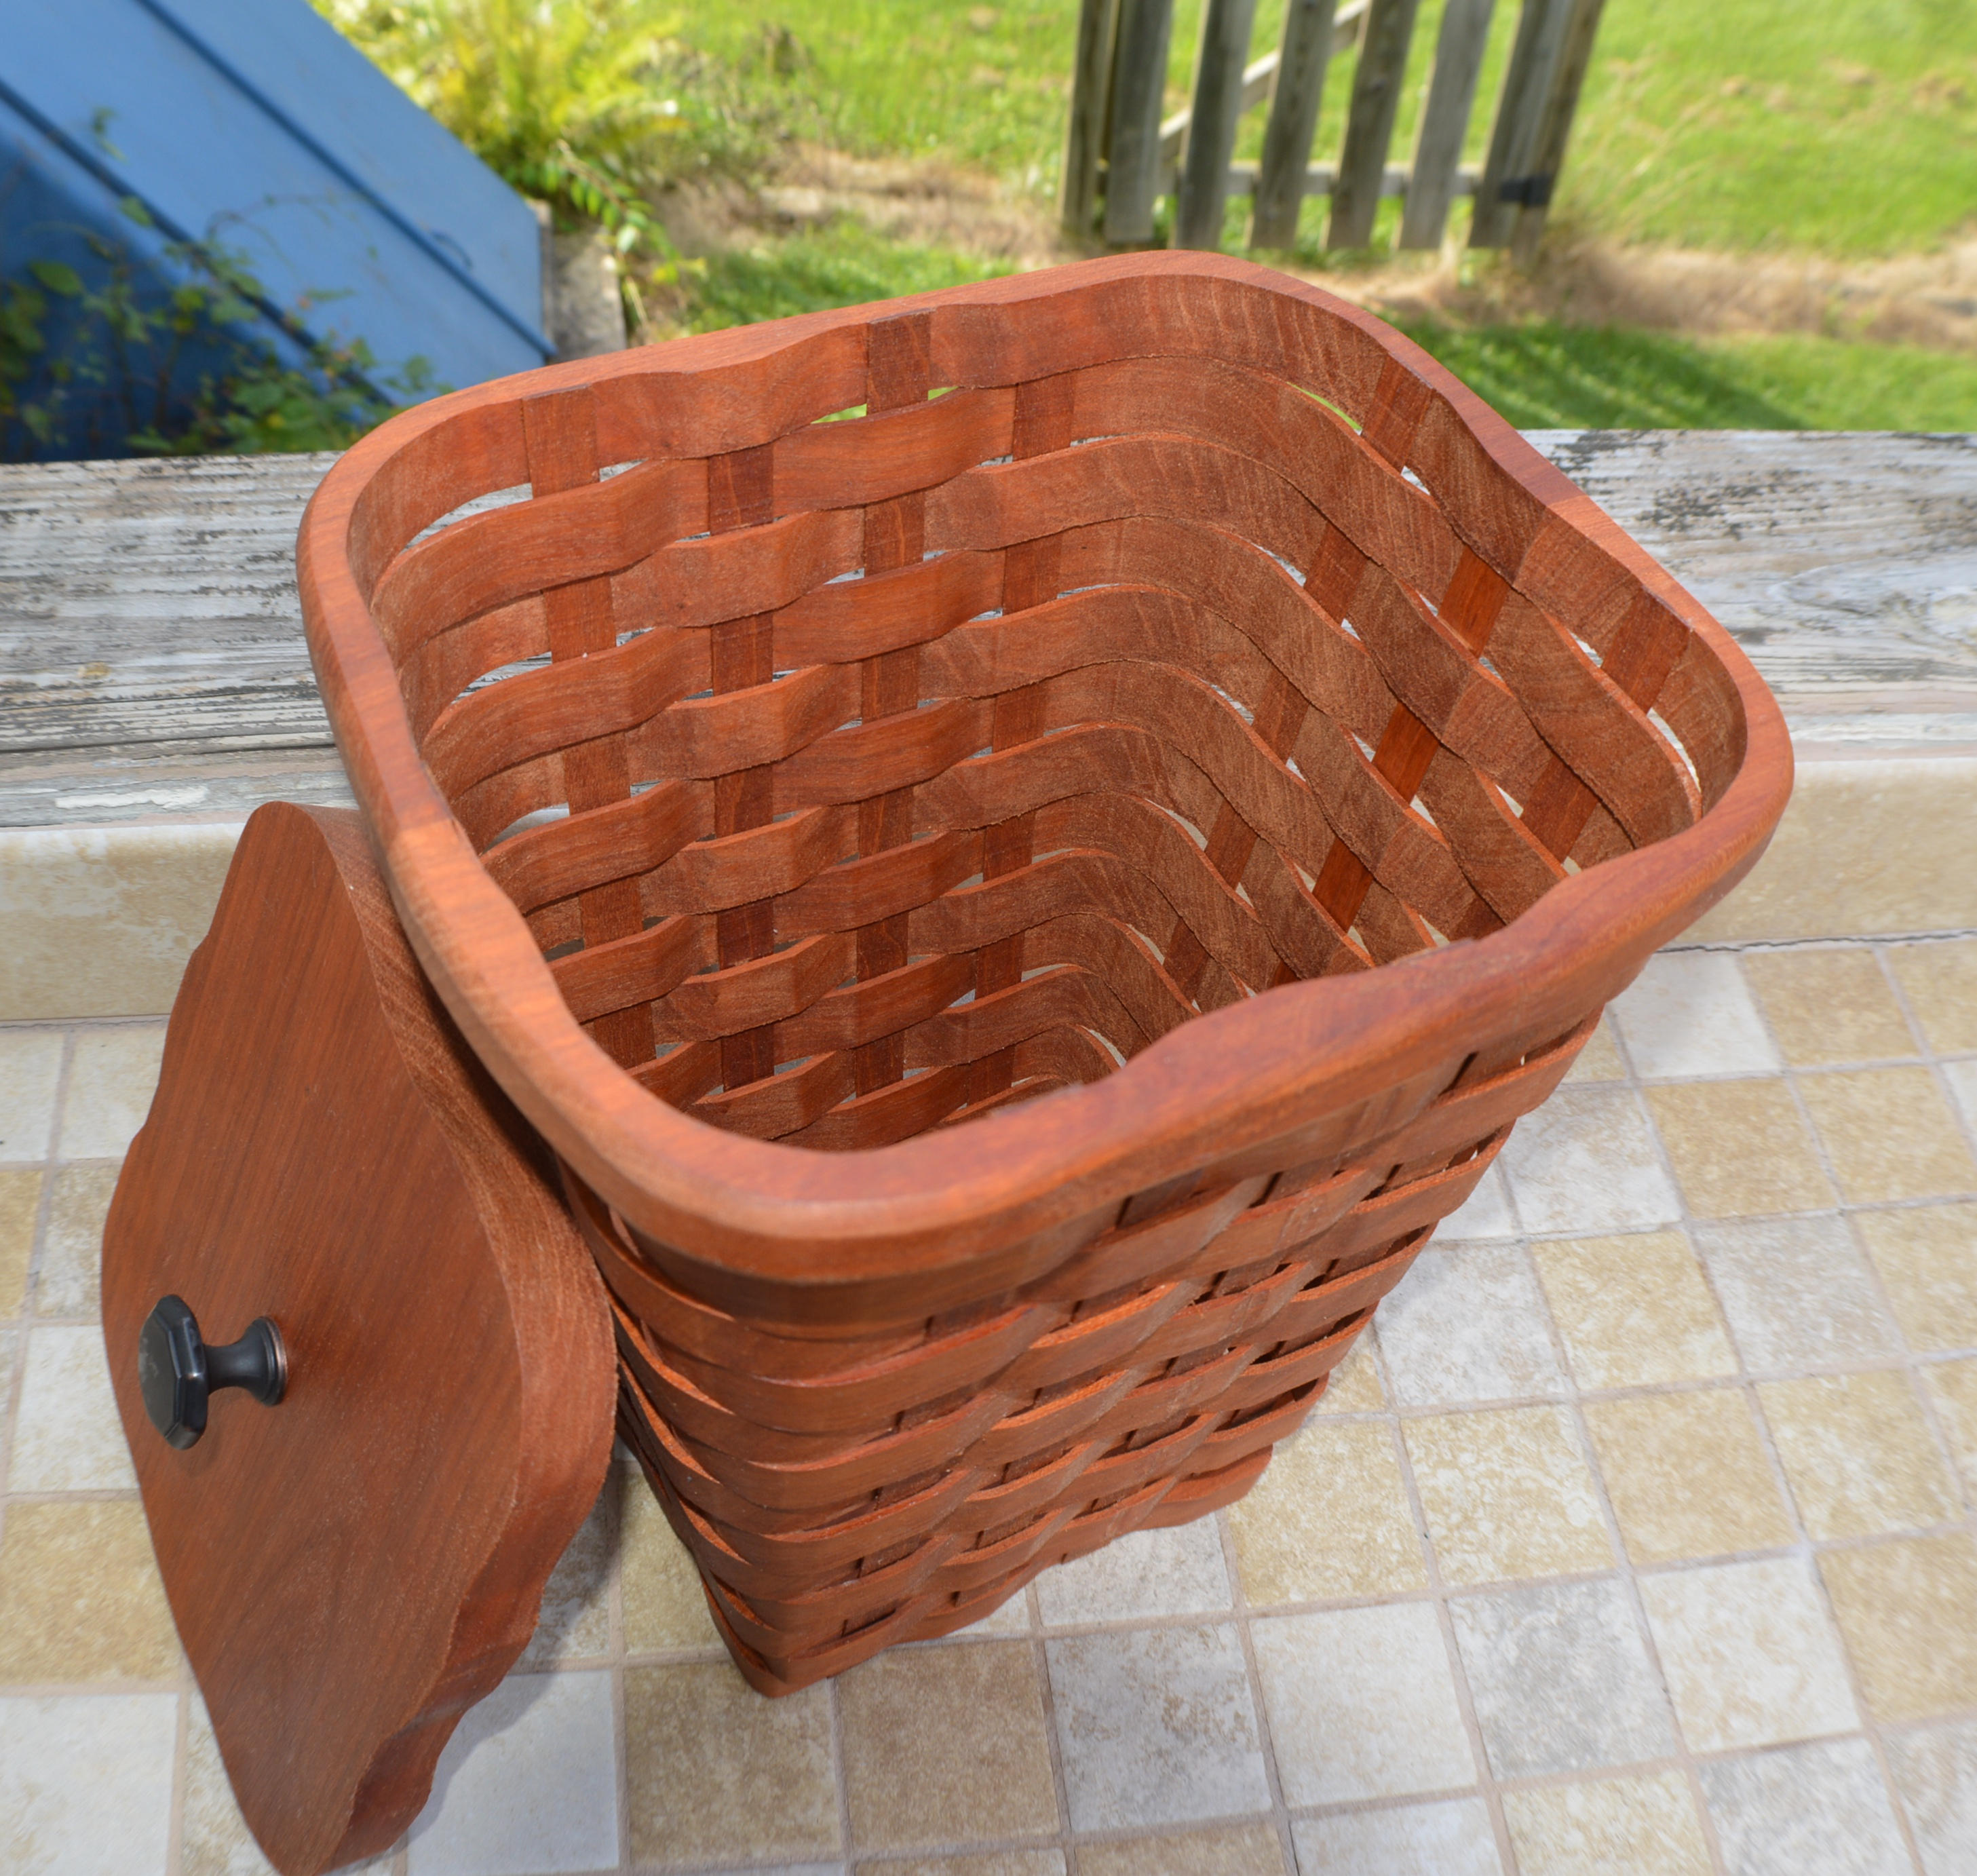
[1712,943,1937,1872]
[609,1468,632,1876]
[1022,1577,1080,1876]
[1210,1504,1300,1876]
[0,1027,75,1530]
[1362,1310,1522,1875]
[164,1677,190,1876]
[1870,942,1977,1559]
[1531,1014,1729,1865]
[1518,1037,1735,1876]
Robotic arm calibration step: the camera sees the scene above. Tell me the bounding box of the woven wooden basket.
[299,252,1791,1695]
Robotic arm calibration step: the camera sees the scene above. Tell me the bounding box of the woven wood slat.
[299,254,1792,1696]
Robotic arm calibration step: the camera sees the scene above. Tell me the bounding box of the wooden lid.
[102,805,615,1876]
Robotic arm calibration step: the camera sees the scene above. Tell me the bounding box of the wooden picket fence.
[1061,0,1606,257]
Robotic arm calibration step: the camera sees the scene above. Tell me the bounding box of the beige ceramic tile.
[1074,1824,1285,1876]
[1700,1735,1913,1876]
[1375,1244,1565,1406]
[1292,1801,1501,1875]
[1609,950,1780,1079]
[0,823,237,1021]
[841,1641,1058,1850]
[1046,1623,1269,1830]
[1583,1387,1794,1564]
[1799,1068,1977,1204]
[1695,1216,1902,1371]
[1944,1058,1977,1145]
[863,1855,1066,1876]
[1760,1371,1960,1539]
[1565,1014,1628,1084]
[1645,1079,1837,1217]
[1451,1578,1678,1777]
[620,1474,722,1653]
[1855,1204,1977,1352]
[34,1162,117,1319]
[1403,1406,1611,1586]
[1502,1770,1712,1876]
[0,1691,178,1875]
[1638,1557,1859,1751]
[55,1025,166,1160]
[410,1669,619,1873]
[1499,1086,1681,1235]
[1251,1603,1476,1804]
[1034,1516,1228,1626]
[1684,758,1977,944]
[0,1166,39,1318]
[1918,1357,1977,1499]
[8,1323,136,1491]
[1226,1417,1425,1604]
[1883,1717,1977,1876]
[0,1028,64,1166]
[1887,939,1977,1056]
[625,1659,839,1867]
[1437,1162,1519,1239]
[1532,1231,1737,1389]
[0,1499,178,1683]
[518,1470,616,1668]
[1744,948,1917,1067]
[1315,1336,1384,1413]
[1820,1535,1977,1722]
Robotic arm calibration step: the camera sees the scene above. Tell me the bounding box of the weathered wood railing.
[1060,0,1605,256]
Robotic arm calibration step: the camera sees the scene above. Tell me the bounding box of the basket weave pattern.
[302,256,1788,1693]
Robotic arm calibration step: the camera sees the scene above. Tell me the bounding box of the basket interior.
[364,284,1719,1154]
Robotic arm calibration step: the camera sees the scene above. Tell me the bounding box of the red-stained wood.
[100,805,615,1873]
[296,252,1794,1695]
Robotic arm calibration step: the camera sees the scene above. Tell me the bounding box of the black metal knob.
[138,1295,287,1450]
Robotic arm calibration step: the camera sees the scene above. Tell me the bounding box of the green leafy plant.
[1,202,432,461]
[315,0,778,269]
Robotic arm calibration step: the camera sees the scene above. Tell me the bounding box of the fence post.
[1175,0,1261,248]
[1470,0,1572,247]
[1508,0,1606,260]
[1327,0,1421,249]
[1060,0,1123,239]
[1102,0,1177,246]
[1398,0,1495,250]
[1250,0,1339,249]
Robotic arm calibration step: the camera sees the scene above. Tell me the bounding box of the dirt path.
[671,146,1977,357]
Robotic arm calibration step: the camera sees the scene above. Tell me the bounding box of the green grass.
[679,217,1008,330]
[678,0,1977,255]
[1397,320,1977,429]
[1565,0,1977,256]
[670,214,1977,430]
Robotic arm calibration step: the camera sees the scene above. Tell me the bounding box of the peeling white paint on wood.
[5,432,1976,828]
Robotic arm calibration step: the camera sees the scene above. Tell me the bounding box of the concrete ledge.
[1,821,241,1020]
[1685,756,1977,944]
[6,752,1974,1023]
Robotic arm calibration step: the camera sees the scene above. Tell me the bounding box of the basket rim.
[298,251,1793,1289]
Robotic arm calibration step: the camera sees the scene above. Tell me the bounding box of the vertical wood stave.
[1398,0,1496,250]
[1471,0,1572,247]
[1508,0,1607,261]
[1060,0,1124,238]
[1175,0,1263,251]
[1327,0,1423,250]
[1251,0,1339,249]
[1102,0,1178,246]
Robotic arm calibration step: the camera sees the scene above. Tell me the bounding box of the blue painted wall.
[3,0,550,457]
